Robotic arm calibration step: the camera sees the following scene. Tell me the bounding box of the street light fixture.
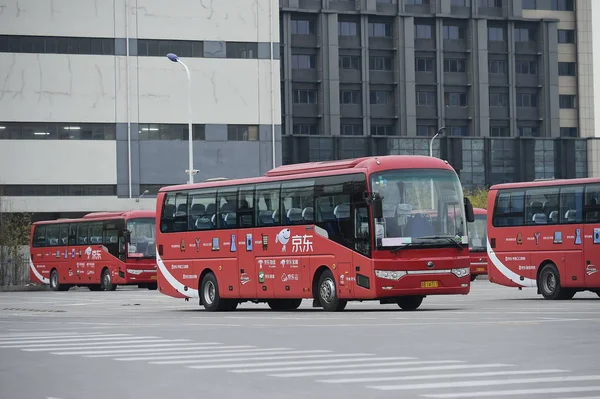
[428,127,446,210]
[166,53,198,184]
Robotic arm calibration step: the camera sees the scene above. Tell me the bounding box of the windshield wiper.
[416,236,464,249]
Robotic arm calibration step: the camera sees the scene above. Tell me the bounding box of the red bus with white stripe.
[29,210,158,291]
[155,155,476,312]
[486,177,600,299]
[468,208,488,281]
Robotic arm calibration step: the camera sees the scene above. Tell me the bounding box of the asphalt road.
[0,280,598,399]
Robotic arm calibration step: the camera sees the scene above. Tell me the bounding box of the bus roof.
[158,155,456,193]
[32,210,155,226]
[489,177,600,191]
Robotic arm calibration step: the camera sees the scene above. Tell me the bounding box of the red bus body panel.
[469,208,488,278]
[29,210,157,288]
[155,155,471,304]
[485,177,600,293]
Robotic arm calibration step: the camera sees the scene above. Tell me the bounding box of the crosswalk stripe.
[188,357,445,370]
[33,341,192,354]
[0,333,123,341]
[318,369,568,384]
[230,358,421,374]
[0,336,163,348]
[153,351,341,365]
[114,348,295,361]
[368,375,600,391]
[15,339,188,350]
[422,386,600,398]
[269,363,510,378]
[82,345,250,357]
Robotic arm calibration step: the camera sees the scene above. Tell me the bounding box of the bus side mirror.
[464,197,475,223]
[123,230,131,243]
[372,196,384,220]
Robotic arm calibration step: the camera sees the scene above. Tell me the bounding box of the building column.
[280,12,293,136]
[360,14,371,136]
[435,18,445,129]
[507,21,517,137]
[472,19,490,137]
[541,21,560,138]
[397,16,416,136]
[321,13,340,136]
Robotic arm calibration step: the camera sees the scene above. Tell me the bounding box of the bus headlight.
[127,269,143,275]
[451,268,470,278]
[375,270,407,281]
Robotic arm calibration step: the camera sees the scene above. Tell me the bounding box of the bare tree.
[0,186,32,286]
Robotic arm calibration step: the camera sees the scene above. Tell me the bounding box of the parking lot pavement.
[0,280,599,399]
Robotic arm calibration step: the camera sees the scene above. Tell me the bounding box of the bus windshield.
[371,169,468,248]
[468,215,487,251]
[127,217,156,258]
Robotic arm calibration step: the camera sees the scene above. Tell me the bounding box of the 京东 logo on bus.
[276,229,313,253]
[85,246,102,260]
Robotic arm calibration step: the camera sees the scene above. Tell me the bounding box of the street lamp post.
[167,53,197,184]
[428,127,446,210]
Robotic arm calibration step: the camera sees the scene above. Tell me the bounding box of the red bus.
[29,210,158,291]
[486,177,600,299]
[467,208,488,281]
[155,155,476,311]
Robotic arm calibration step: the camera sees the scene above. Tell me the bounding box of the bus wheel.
[49,269,69,292]
[88,284,102,291]
[200,273,236,311]
[147,283,158,290]
[101,268,117,291]
[397,295,424,311]
[539,263,565,300]
[470,274,477,282]
[317,270,347,312]
[267,299,302,311]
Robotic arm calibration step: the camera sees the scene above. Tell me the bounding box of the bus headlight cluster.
[375,270,407,281]
[127,269,143,275]
[451,268,470,278]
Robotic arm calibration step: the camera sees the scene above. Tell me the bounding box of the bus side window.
[59,224,69,246]
[77,223,89,245]
[281,180,314,226]
[33,225,46,248]
[255,184,281,226]
[217,187,238,229]
[68,224,77,246]
[238,187,255,228]
[46,225,60,247]
[493,191,524,227]
[559,186,583,224]
[584,184,600,223]
[173,193,189,232]
[189,190,216,231]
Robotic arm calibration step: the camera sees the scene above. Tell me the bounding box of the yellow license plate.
[421,281,438,288]
[151,275,157,280]
[476,267,485,272]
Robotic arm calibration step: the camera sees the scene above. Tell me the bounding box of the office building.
[0,0,281,219]
[279,0,600,189]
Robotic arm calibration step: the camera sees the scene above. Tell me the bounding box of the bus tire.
[50,269,68,292]
[538,263,566,300]
[200,273,235,311]
[101,268,117,291]
[317,269,347,312]
[397,295,424,311]
[267,299,302,311]
[88,284,102,291]
[470,274,477,282]
[147,283,158,290]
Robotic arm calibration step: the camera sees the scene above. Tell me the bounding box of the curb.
[0,285,52,292]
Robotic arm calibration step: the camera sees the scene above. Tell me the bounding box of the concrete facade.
[0,0,281,216]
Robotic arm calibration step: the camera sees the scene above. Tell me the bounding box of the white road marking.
[318,369,568,384]
[153,351,343,365]
[5,338,185,349]
[27,341,192,353]
[114,348,294,361]
[269,363,510,378]
[188,358,456,370]
[422,386,600,398]
[81,344,249,357]
[0,335,153,345]
[368,375,600,391]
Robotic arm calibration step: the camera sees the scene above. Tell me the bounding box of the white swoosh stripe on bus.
[156,248,198,298]
[29,257,50,284]
[486,238,536,287]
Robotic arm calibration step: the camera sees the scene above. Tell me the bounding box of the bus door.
[583,184,600,287]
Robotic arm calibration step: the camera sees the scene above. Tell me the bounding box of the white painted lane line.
[318,369,568,384]
[230,358,421,374]
[368,375,600,391]
[114,348,294,361]
[28,341,193,353]
[269,363,510,378]
[154,351,341,365]
[5,338,184,349]
[554,396,600,399]
[422,386,600,398]
[0,333,123,341]
[82,345,248,357]
[0,335,159,347]
[188,357,445,370]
